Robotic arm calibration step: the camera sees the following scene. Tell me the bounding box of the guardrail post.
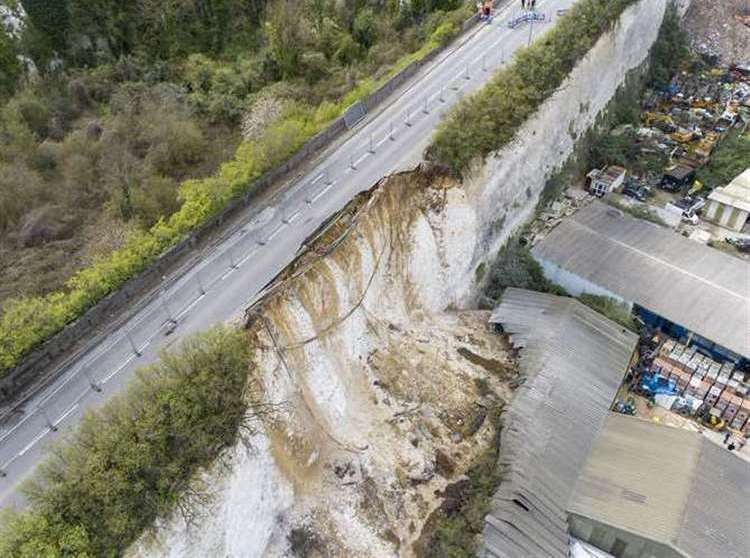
[160,292,174,321]
[127,330,142,357]
[39,407,58,432]
[83,367,102,393]
[197,272,206,295]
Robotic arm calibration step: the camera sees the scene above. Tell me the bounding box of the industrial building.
[569,413,749,558]
[482,289,749,558]
[531,201,750,365]
[703,168,750,232]
[482,288,638,558]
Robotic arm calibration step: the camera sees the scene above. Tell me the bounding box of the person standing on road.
[724,431,732,445]
[530,0,536,10]
[521,0,526,10]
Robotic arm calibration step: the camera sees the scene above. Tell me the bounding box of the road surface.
[0,0,574,509]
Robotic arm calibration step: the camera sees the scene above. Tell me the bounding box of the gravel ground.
[684,0,750,64]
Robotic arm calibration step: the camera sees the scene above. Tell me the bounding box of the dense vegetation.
[696,129,750,188]
[428,0,639,174]
[482,237,564,302]
[415,404,505,557]
[579,293,638,332]
[0,0,471,373]
[0,326,253,557]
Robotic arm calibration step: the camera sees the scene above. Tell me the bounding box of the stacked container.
[650,339,749,432]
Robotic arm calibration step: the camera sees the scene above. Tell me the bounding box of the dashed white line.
[267,224,284,242]
[312,180,337,203]
[18,429,48,457]
[102,351,139,385]
[53,404,79,427]
[311,173,324,184]
[286,209,301,224]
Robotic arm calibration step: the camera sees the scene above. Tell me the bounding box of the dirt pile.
[684,0,750,64]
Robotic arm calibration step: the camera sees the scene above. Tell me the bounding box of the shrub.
[483,237,564,301]
[0,326,252,557]
[428,0,639,175]
[696,130,750,189]
[579,294,638,332]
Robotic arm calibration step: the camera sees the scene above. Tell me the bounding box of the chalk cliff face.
[131,1,686,556]
[134,173,517,557]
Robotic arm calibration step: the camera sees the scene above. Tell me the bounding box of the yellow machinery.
[670,129,695,143]
[702,408,726,431]
[643,111,675,129]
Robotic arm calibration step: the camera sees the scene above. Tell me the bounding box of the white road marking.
[18,429,48,457]
[267,224,284,241]
[286,209,301,224]
[312,181,337,203]
[53,404,79,427]
[312,173,324,184]
[102,351,139,385]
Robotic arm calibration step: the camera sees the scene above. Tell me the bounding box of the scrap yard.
[587,62,750,249]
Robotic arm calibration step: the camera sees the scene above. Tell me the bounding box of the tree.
[20,0,70,58]
[0,27,20,96]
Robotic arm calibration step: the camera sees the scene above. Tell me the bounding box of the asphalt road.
[0,0,574,509]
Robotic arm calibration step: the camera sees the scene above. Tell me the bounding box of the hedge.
[0,8,471,375]
[428,0,639,174]
[0,326,251,557]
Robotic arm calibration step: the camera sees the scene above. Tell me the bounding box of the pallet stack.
[653,340,750,432]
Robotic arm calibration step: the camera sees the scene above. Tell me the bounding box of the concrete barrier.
[0,2,507,409]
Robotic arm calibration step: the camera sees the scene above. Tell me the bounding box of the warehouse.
[531,201,750,364]
[703,168,750,232]
[482,288,638,558]
[569,413,749,558]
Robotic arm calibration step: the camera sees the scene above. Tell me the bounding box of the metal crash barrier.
[507,11,547,29]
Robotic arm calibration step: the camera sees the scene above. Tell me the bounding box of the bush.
[483,238,563,301]
[417,405,505,558]
[428,0,639,175]
[647,3,689,88]
[696,130,750,189]
[579,294,638,332]
[0,326,251,557]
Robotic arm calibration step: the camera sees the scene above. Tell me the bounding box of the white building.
[703,168,750,232]
[587,166,627,197]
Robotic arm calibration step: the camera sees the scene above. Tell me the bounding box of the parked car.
[622,178,651,201]
[665,196,704,225]
[727,237,750,253]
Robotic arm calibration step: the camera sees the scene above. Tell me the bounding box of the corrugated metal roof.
[532,201,750,359]
[481,288,638,558]
[569,413,750,558]
[708,168,750,212]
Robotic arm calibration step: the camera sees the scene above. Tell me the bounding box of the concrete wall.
[569,514,684,558]
[704,200,749,232]
[537,259,634,308]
